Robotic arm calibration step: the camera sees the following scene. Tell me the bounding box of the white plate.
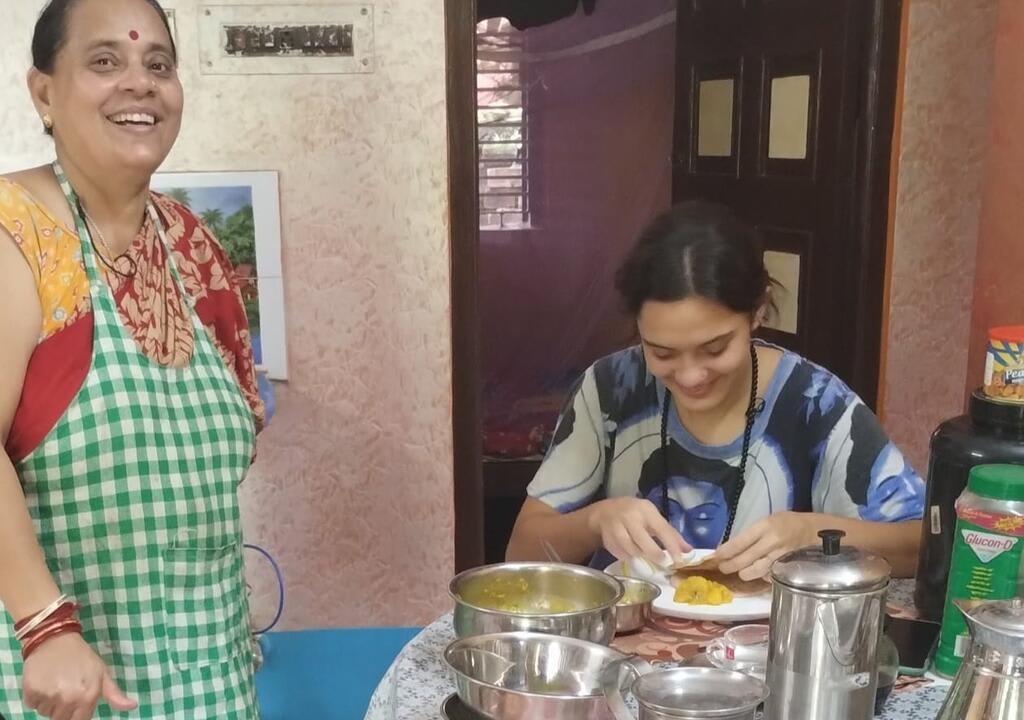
[605,556,772,622]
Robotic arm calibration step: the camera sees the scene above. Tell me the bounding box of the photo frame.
[164,8,178,47]
[151,171,288,382]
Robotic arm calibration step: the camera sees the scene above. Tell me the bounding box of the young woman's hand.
[715,511,818,580]
[585,497,692,564]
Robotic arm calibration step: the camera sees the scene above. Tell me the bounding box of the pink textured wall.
[10,0,454,629]
[966,0,1024,390]
[881,0,999,471]
[170,2,454,629]
[220,6,454,628]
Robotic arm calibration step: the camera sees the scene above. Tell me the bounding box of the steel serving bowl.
[440,694,488,720]
[449,562,624,645]
[613,577,661,634]
[443,631,626,720]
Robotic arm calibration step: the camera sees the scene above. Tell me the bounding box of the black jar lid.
[970,389,1024,430]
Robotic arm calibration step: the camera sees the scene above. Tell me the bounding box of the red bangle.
[16,598,83,661]
[14,600,79,635]
[21,620,83,661]
[24,617,81,647]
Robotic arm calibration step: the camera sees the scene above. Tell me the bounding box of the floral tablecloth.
[365,579,950,720]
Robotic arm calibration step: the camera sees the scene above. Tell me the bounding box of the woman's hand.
[715,511,819,581]
[585,497,692,564]
[22,633,137,720]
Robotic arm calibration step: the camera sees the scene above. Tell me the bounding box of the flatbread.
[670,568,771,598]
[669,553,722,572]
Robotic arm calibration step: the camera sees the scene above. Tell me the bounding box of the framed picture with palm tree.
[152,170,287,396]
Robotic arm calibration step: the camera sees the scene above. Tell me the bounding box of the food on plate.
[673,575,733,605]
[672,567,771,598]
[668,551,772,599]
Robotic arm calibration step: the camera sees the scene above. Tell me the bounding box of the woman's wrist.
[14,594,83,661]
[14,594,70,637]
[581,499,609,538]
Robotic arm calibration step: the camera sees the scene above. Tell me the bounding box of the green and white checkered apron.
[0,163,258,719]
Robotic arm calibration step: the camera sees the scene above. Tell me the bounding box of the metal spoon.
[541,539,563,563]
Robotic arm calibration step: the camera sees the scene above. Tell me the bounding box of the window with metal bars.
[476,18,530,229]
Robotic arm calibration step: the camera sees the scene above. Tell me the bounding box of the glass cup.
[874,632,900,715]
[707,624,770,678]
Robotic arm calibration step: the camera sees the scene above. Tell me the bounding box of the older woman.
[0,0,263,718]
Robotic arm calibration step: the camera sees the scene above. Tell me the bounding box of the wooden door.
[672,0,901,405]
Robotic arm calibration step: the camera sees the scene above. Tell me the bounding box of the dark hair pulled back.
[615,200,776,318]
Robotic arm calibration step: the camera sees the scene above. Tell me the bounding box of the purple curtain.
[478,2,678,459]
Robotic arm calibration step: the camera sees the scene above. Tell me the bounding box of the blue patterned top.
[528,343,925,560]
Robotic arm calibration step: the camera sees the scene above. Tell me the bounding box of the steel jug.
[935,598,1024,720]
[763,529,891,720]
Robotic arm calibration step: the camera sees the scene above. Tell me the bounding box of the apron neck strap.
[51,160,189,296]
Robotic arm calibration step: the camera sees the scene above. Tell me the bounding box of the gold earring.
[42,114,53,129]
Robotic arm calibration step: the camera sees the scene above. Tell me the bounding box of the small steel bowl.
[443,631,626,720]
[440,693,488,720]
[604,662,769,720]
[613,577,661,634]
[449,562,624,645]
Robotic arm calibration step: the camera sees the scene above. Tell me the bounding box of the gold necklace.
[81,202,178,359]
[81,209,119,262]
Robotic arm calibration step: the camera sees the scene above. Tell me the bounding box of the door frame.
[446,0,485,572]
[846,0,904,408]
[446,0,905,566]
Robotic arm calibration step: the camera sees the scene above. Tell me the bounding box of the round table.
[365,580,950,720]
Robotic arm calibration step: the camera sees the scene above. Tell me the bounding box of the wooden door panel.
[672,0,867,392]
[758,52,822,178]
[687,59,744,176]
[758,226,812,352]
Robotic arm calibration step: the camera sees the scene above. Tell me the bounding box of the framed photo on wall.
[164,8,178,46]
[151,170,288,383]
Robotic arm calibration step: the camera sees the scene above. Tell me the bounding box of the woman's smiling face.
[638,295,756,415]
[30,0,183,178]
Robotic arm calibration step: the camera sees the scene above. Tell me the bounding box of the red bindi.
[129,30,139,41]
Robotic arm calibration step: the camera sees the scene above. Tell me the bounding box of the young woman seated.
[506,202,924,580]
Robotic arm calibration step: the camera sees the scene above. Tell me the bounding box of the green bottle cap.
[967,464,1024,502]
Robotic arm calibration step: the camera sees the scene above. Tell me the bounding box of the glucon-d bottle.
[934,464,1024,677]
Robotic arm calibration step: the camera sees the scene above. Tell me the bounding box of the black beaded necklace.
[659,343,764,543]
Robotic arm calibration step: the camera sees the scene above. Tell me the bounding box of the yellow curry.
[673,575,733,606]
[470,576,580,614]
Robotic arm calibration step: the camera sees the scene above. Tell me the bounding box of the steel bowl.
[449,562,624,645]
[440,693,488,720]
[443,631,626,720]
[603,660,770,720]
[613,577,661,634]
[630,666,769,720]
